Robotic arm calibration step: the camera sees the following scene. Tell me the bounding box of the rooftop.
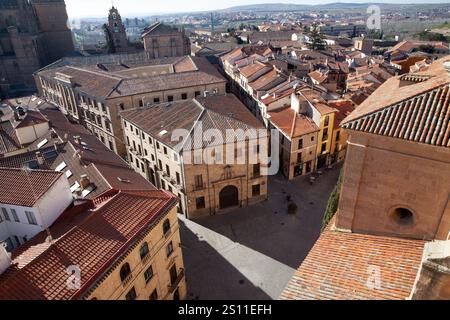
[0,189,178,300]
[121,94,263,150]
[268,107,319,139]
[342,56,450,148]
[0,167,63,207]
[281,221,426,300]
[38,56,225,100]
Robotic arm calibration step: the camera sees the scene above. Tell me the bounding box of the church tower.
[104,6,129,54]
[31,0,74,64]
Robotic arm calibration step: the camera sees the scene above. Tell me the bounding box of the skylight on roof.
[37,139,48,149]
[81,184,96,198]
[55,162,67,172]
[159,130,168,136]
[70,181,80,193]
[31,97,37,102]
[65,170,73,178]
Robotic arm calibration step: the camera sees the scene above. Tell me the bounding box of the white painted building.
[0,168,73,251]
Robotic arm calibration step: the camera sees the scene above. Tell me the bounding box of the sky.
[65,0,449,18]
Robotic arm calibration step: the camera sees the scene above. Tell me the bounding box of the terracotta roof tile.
[281,223,425,300]
[268,107,319,139]
[343,57,450,148]
[0,190,178,300]
[0,168,63,207]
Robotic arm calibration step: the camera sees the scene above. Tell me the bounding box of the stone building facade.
[121,94,268,219]
[0,0,74,97]
[34,54,226,157]
[142,22,191,59]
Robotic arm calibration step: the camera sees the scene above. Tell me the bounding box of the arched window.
[163,219,171,235]
[119,263,131,282]
[391,207,414,226]
[140,242,149,260]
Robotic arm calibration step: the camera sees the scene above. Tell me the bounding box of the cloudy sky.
[65,0,448,18]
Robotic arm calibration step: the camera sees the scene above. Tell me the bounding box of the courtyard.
[179,165,342,300]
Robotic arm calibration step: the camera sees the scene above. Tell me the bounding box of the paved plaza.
[179,165,341,300]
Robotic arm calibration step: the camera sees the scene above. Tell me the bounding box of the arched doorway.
[219,185,239,209]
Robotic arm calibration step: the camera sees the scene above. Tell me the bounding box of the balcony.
[168,268,185,294]
[121,273,133,287]
[192,183,206,191]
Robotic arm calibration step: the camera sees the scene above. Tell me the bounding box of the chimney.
[0,241,12,276]
[35,151,44,166]
[74,135,81,145]
[80,174,90,190]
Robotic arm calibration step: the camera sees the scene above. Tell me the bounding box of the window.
[163,219,171,235]
[181,93,188,100]
[297,153,302,164]
[153,97,160,103]
[2,208,10,221]
[336,131,341,141]
[195,91,201,97]
[109,141,114,151]
[253,164,261,177]
[140,242,150,260]
[196,197,205,209]
[311,136,315,142]
[166,241,174,257]
[167,96,174,102]
[298,139,303,150]
[144,265,154,283]
[252,184,261,197]
[163,147,168,155]
[139,99,144,107]
[391,208,414,227]
[194,175,203,189]
[322,128,329,141]
[148,137,153,144]
[324,115,330,127]
[125,287,137,300]
[149,289,158,300]
[165,165,170,176]
[11,209,19,222]
[126,137,130,146]
[158,160,162,170]
[14,236,20,247]
[156,142,160,149]
[176,172,181,185]
[321,142,327,153]
[25,211,37,225]
[119,263,132,282]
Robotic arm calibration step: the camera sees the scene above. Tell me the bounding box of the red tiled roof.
[269,107,319,139]
[0,189,178,300]
[281,223,426,300]
[239,62,270,78]
[329,100,355,127]
[0,168,63,207]
[342,57,450,148]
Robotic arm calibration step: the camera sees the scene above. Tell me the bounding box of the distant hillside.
[221,2,397,12]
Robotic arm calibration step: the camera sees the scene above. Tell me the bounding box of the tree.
[321,168,344,232]
[308,23,326,51]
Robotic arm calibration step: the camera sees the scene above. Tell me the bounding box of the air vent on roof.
[117,177,131,183]
[97,63,108,72]
[159,130,168,136]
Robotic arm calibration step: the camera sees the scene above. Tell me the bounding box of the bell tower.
[104,6,129,53]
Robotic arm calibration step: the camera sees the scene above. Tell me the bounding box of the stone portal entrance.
[219,185,239,209]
